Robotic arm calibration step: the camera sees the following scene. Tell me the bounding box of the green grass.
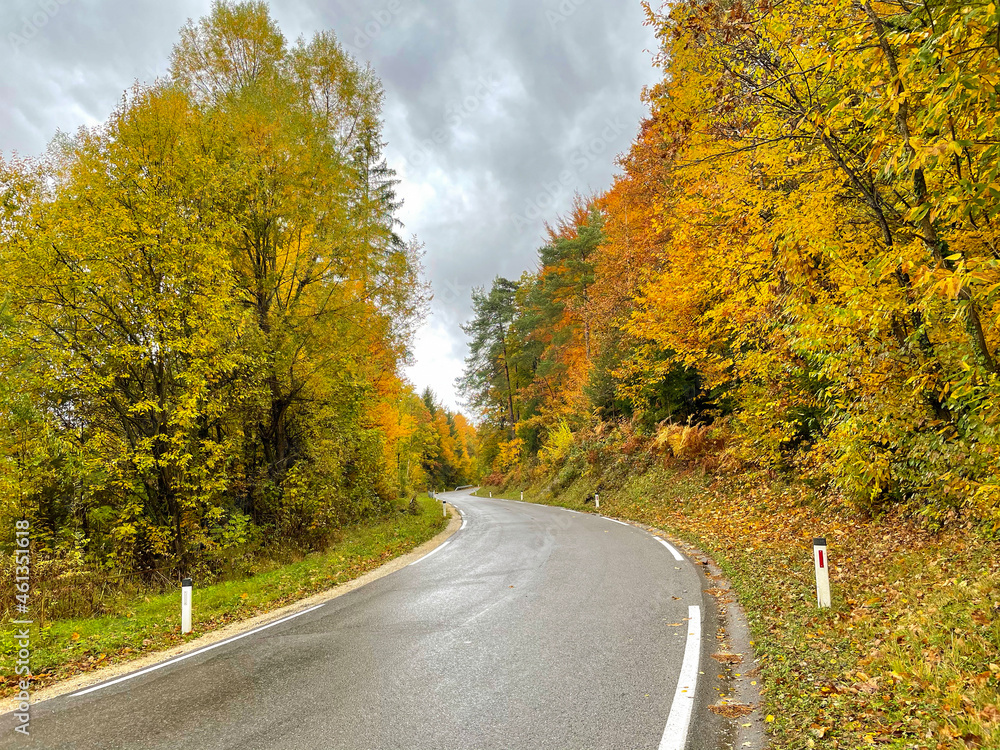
[2,495,448,695]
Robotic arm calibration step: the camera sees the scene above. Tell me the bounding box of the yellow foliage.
[538,421,575,467]
[494,439,524,475]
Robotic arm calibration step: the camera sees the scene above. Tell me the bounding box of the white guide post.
[181,578,193,634]
[520,491,523,501]
[813,538,831,608]
[442,500,447,517]
[595,493,600,509]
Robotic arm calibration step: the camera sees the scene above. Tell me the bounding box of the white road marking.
[657,538,685,561]
[69,603,328,698]
[606,518,631,527]
[658,605,702,750]
[76,504,472,696]
[410,540,452,566]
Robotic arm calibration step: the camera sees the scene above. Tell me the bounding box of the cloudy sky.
[1,0,659,412]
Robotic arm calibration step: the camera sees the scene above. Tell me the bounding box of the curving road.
[2,489,720,750]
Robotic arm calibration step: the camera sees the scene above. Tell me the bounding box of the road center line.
[657,538,685,561]
[70,603,328,698]
[658,605,702,750]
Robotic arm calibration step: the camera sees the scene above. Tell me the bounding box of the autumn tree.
[466,0,1000,526]
[459,277,523,436]
[0,0,430,573]
[519,201,601,417]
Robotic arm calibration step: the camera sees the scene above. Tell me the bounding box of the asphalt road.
[2,490,718,750]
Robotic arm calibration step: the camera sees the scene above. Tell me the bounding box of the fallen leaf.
[709,702,754,718]
[712,653,742,664]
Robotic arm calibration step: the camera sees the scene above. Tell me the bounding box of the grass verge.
[2,494,447,697]
[481,471,1000,749]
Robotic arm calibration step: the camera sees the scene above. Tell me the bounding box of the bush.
[652,422,727,469]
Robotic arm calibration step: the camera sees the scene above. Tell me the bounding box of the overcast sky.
[1,0,659,412]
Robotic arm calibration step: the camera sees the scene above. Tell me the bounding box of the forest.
[0,1,477,592]
[462,0,1000,532]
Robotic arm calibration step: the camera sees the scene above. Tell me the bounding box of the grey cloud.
[1,0,203,154]
[0,0,658,410]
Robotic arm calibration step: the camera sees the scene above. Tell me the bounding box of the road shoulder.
[628,519,768,750]
[20,506,464,708]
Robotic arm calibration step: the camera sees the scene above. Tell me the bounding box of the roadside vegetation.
[479,452,999,749]
[461,2,1000,747]
[0,1,477,694]
[0,494,447,697]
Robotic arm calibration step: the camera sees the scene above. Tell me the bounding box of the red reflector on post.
[813,537,831,608]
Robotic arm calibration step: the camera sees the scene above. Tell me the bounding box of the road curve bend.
[2,489,719,750]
